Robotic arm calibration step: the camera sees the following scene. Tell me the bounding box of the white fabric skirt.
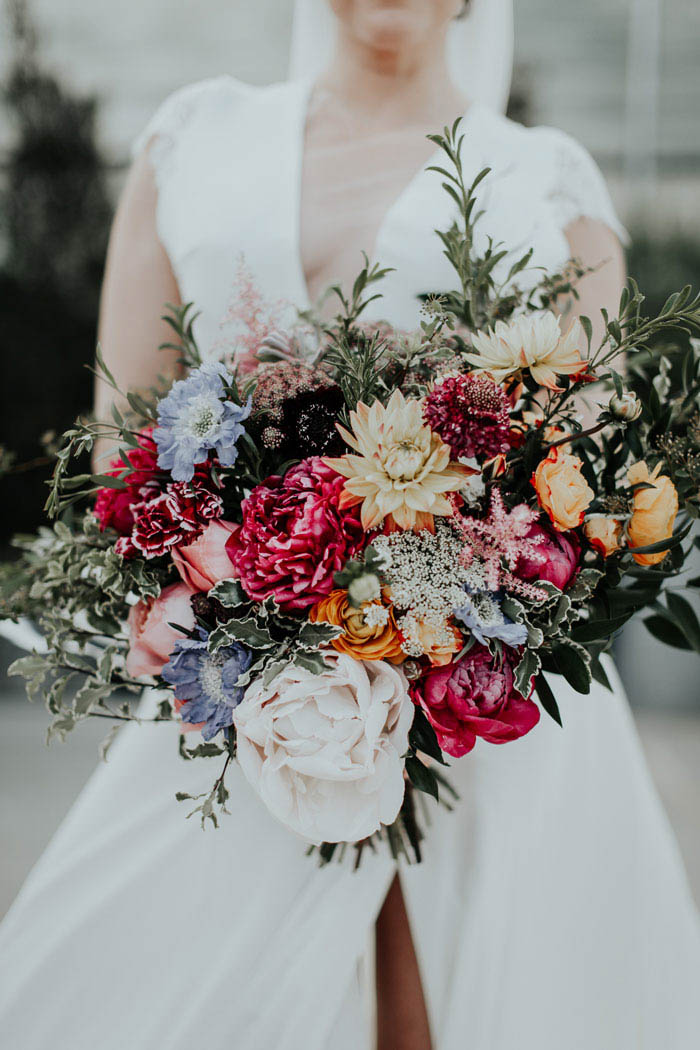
[1,659,699,1049]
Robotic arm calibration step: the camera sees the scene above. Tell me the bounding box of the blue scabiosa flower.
[454,592,528,649]
[162,628,253,740]
[154,362,251,482]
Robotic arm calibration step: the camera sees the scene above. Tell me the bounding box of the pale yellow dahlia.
[325,389,473,530]
[465,311,587,391]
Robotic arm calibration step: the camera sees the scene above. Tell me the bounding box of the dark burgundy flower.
[250,363,345,458]
[423,373,511,461]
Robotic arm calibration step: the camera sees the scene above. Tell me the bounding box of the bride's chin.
[349,4,431,50]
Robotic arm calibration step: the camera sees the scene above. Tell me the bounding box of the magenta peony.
[225,457,365,612]
[410,644,539,758]
[422,373,510,461]
[516,521,580,590]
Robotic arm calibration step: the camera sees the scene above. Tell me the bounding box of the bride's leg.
[375,874,433,1050]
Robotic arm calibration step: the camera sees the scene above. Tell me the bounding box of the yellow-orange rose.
[399,615,462,667]
[310,590,404,663]
[583,515,623,557]
[531,448,594,531]
[627,462,679,566]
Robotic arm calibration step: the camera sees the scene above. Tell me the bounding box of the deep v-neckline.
[288,78,479,311]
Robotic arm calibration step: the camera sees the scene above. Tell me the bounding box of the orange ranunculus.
[310,589,405,664]
[627,461,679,566]
[531,448,594,531]
[583,515,623,557]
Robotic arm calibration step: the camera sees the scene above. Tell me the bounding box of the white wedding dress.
[1,77,699,1050]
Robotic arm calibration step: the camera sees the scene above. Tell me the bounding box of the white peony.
[233,653,413,844]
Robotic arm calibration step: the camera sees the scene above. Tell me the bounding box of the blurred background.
[0,0,698,917]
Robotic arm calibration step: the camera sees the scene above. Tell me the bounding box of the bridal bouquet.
[6,124,700,864]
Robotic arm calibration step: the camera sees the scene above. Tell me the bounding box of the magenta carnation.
[410,644,539,758]
[423,373,510,460]
[225,457,365,612]
[516,521,581,590]
[130,481,222,559]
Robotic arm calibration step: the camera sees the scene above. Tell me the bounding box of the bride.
[1,1,699,1047]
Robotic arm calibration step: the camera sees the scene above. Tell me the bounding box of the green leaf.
[408,707,447,765]
[209,579,250,609]
[664,593,700,653]
[642,614,692,650]
[405,756,439,802]
[292,650,328,676]
[551,642,592,694]
[514,648,540,696]
[579,314,593,350]
[570,612,633,643]
[8,654,48,678]
[534,674,562,726]
[590,654,613,691]
[296,621,343,648]
[208,618,274,651]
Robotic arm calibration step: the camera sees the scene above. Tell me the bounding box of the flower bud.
[402,659,423,681]
[609,391,642,422]
[347,573,381,606]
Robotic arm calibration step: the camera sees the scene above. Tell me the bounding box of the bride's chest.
[156,84,572,355]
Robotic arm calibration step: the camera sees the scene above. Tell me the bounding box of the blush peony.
[410,644,540,758]
[172,520,237,592]
[225,457,365,612]
[516,521,580,590]
[125,581,195,677]
[233,653,413,843]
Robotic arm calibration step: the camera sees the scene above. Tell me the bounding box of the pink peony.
[410,644,539,758]
[125,581,195,677]
[225,457,365,612]
[516,521,580,590]
[172,520,237,592]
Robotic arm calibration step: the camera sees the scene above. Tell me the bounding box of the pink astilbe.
[212,259,288,374]
[455,489,549,601]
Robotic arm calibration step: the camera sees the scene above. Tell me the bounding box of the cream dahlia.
[325,389,473,530]
[465,311,587,391]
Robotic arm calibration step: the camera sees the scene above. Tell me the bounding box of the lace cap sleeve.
[131,76,244,183]
[539,127,630,246]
